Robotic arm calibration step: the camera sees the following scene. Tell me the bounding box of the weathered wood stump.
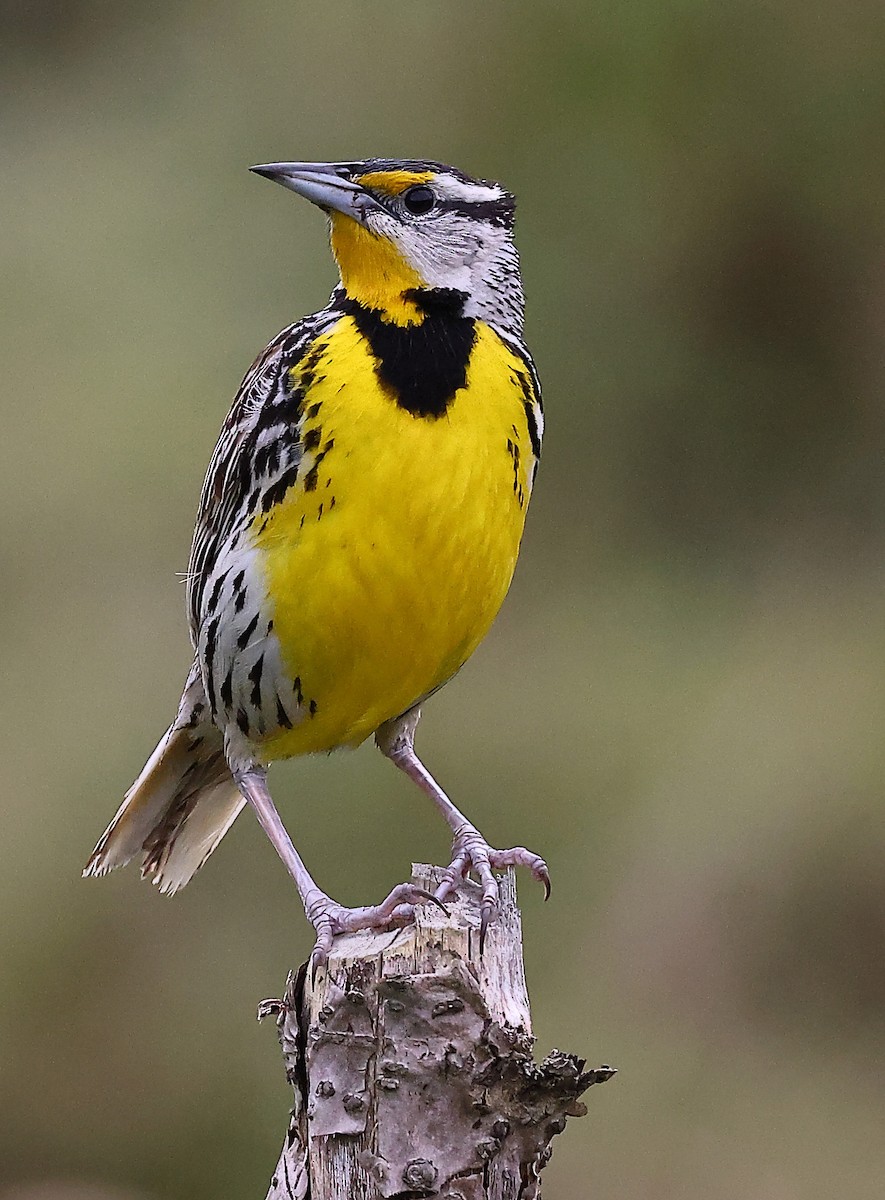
[260,864,614,1199]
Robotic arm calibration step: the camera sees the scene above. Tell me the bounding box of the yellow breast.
[251,315,536,757]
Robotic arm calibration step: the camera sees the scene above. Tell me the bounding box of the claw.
[310,943,327,987]
[309,915,333,985]
[532,857,551,899]
[479,897,494,956]
[415,887,450,916]
[402,885,449,916]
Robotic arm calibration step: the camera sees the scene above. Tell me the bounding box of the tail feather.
[84,662,244,894]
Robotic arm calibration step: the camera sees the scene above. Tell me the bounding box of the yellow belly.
[251,316,535,757]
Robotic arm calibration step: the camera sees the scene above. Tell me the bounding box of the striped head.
[250,158,524,333]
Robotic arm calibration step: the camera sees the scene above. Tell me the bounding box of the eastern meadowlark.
[85,158,548,965]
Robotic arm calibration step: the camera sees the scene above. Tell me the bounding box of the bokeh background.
[3,2,885,1196]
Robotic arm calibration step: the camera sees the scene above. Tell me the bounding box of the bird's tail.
[83,661,244,894]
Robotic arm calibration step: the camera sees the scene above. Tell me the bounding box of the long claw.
[479,898,493,956]
[400,884,448,915]
[415,887,450,916]
[368,882,448,922]
[310,924,332,985]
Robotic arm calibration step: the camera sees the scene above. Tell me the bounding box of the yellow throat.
[330,209,426,325]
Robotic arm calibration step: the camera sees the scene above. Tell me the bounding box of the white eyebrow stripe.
[433,175,506,203]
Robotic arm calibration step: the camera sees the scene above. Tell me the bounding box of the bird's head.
[250,158,523,333]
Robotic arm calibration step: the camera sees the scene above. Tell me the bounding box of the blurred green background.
[3,1,885,1196]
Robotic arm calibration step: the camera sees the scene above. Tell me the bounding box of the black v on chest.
[339,289,476,418]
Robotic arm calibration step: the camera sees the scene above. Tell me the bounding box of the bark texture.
[260,865,614,1199]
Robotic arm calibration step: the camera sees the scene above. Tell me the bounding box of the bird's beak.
[249,161,381,225]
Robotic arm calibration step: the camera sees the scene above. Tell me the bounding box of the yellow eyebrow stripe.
[355,169,434,196]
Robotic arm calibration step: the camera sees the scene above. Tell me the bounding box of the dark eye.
[402,185,435,215]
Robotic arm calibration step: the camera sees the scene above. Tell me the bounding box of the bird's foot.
[305,883,446,976]
[435,826,550,952]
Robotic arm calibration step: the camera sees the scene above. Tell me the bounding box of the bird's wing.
[497,331,544,484]
[186,306,340,640]
[520,346,544,469]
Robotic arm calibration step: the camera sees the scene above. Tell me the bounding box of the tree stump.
[259,864,614,1199]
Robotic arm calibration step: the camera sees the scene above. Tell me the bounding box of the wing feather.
[186,306,340,640]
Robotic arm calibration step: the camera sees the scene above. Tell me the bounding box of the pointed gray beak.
[249,161,381,224]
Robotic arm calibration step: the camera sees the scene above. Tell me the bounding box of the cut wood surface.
[260,864,614,1199]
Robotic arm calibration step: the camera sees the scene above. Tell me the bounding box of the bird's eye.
[402,185,436,216]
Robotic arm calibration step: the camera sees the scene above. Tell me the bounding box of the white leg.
[375,710,550,950]
[235,765,444,970]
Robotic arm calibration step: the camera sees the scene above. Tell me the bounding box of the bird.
[84,158,548,966]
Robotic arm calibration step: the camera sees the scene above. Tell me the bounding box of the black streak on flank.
[206,570,229,615]
[252,439,281,479]
[237,611,260,650]
[276,697,293,729]
[249,654,264,709]
[303,454,324,493]
[339,291,475,418]
[297,341,327,386]
[220,667,234,710]
[260,462,301,513]
[516,371,542,461]
[204,617,220,714]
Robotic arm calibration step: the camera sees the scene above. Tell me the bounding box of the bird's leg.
[234,765,444,970]
[376,710,550,949]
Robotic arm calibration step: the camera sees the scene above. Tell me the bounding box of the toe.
[310,922,333,982]
[434,853,470,904]
[487,846,551,898]
[390,883,449,915]
[304,880,446,946]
